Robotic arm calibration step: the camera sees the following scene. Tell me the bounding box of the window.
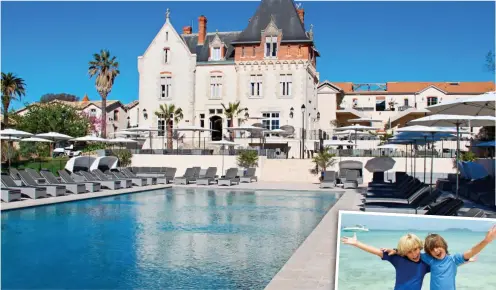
[210,76,222,99]
[262,112,280,130]
[404,98,409,107]
[166,32,169,41]
[286,45,290,56]
[298,45,302,56]
[157,119,165,136]
[216,109,223,114]
[265,36,278,57]
[427,96,438,106]
[211,47,221,61]
[113,110,119,121]
[252,46,256,56]
[200,114,205,128]
[280,74,292,97]
[241,47,245,57]
[90,108,97,117]
[375,97,386,111]
[160,76,172,99]
[250,74,263,97]
[352,98,358,108]
[163,48,170,64]
[209,109,215,114]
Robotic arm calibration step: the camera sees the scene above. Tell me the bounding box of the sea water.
[337,230,496,290]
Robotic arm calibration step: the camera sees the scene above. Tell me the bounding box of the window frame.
[279,74,293,98]
[160,76,172,99]
[209,75,223,99]
[427,96,438,106]
[249,74,263,98]
[262,112,280,130]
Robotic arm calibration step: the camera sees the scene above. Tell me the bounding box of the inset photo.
[336,211,496,290]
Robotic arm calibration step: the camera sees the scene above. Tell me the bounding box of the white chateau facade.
[138,0,320,148]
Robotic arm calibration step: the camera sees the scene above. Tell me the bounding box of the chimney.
[297,9,305,23]
[183,26,192,35]
[198,15,207,45]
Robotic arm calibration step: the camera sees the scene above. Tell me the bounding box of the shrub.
[237,150,259,169]
[114,149,133,167]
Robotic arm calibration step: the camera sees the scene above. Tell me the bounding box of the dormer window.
[211,47,221,61]
[265,36,278,57]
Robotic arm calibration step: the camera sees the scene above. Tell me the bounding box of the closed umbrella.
[209,139,239,176]
[365,157,396,173]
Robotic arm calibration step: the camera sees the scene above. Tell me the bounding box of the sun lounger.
[343,170,359,189]
[190,167,201,183]
[364,186,432,205]
[218,168,240,186]
[320,171,337,188]
[1,174,47,199]
[111,171,147,186]
[338,169,348,184]
[91,169,132,188]
[424,197,464,216]
[17,170,66,197]
[1,187,22,202]
[40,170,89,194]
[196,167,217,185]
[120,168,157,185]
[240,168,258,183]
[77,171,121,190]
[174,168,195,185]
[365,180,424,200]
[161,168,177,184]
[462,208,486,218]
[35,169,86,194]
[57,170,101,192]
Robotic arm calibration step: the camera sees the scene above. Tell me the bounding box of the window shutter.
[219,77,223,98]
[280,75,284,96]
[259,75,263,97]
[210,77,214,98]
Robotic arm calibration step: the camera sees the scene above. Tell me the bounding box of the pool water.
[2,188,338,289]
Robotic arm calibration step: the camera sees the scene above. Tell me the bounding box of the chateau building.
[138,0,320,142]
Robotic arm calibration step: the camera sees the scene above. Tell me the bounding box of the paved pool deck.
[0,184,172,211]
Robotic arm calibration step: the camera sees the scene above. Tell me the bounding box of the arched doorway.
[210,115,223,141]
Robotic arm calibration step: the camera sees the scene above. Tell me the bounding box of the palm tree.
[310,146,337,180]
[1,72,26,128]
[88,50,120,138]
[155,104,183,149]
[370,131,394,145]
[221,101,247,141]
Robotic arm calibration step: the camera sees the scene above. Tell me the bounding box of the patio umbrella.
[226,125,265,144]
[475,140,496,147]
[20,137,53,170]
[175,125,218,147]
[323,140,358,147]
[365,157,396,172]
[113,130,142,137]
[347,117,383,126]
[36,132,73,157]
[396,126,458,191]
[427,91,495,116]
[334,124,380,145]
[0,129,34,168]
[126,126,160,150]
[209,139,239,176]
[409,115,496,197]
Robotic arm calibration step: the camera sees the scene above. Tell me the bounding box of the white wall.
[138,17,196,130]
[131,154,456,184]
[128,105,139,128]
[316,85,338,132]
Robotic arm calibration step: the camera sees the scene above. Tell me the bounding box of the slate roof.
[181,32,241,62]
[232,0,311,44]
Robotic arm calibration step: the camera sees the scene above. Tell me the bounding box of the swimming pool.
[2,188,339,289]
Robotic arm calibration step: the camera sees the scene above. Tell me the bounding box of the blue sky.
[2,1,494,110]
[341,212,495,232]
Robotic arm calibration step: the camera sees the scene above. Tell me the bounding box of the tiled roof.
[125,100,139,110]
[181,31,241,62]
[324,82,495,94]
[15,99,123,114]
[232,0,310,44]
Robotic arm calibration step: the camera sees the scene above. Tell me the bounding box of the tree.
[310,146,337,180]
[81,112,103,136]
[486,50,495,74]
[12,103,90,137]
[1,72,26,128]
[330,119,346,128]
[40,93,79,103]
[221,101,247,140]
[155,104,183,149]
[369,131,394,145]
[88,50,120,138]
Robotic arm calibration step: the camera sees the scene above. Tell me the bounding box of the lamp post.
[301,104,306,159]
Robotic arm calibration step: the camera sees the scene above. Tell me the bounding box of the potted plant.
[388,101,395,111]
[309,146,337,181]
[236,150,259,175]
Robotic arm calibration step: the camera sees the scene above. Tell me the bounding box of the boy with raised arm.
[341,232,430,290]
